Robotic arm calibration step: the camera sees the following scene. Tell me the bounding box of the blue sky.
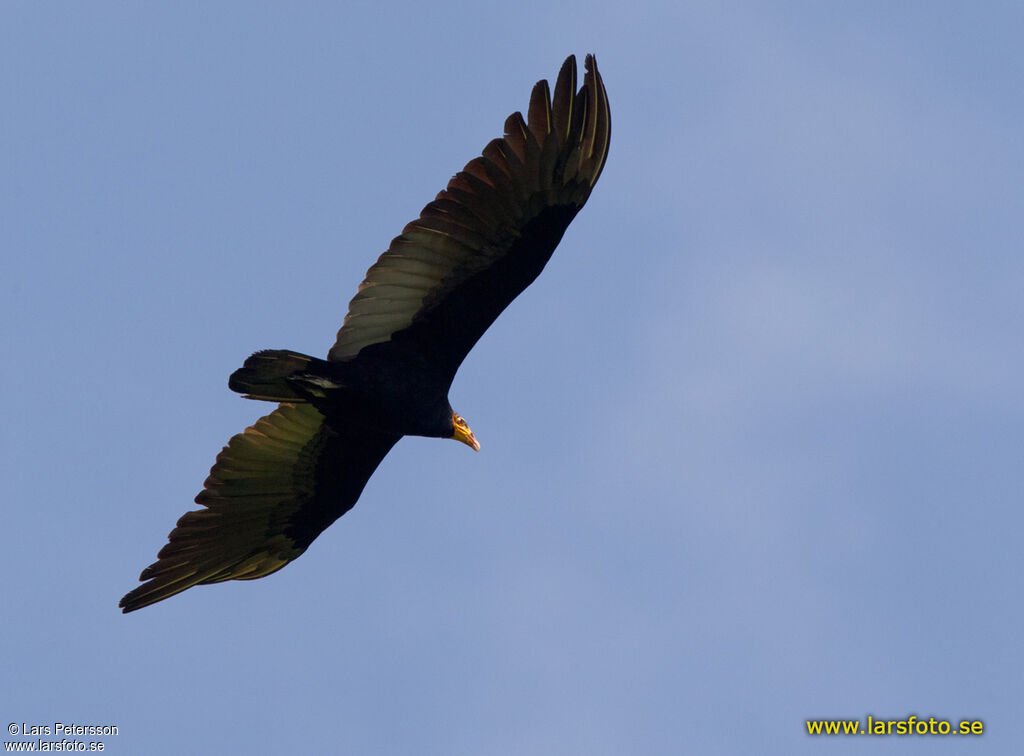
[3,2,1022,754]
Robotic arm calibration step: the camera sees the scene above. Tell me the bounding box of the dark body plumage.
[120,54,610,612]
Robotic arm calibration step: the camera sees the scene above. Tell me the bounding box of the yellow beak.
[452,415,480,452]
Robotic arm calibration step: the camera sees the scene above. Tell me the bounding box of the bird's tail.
[228,349,336,402]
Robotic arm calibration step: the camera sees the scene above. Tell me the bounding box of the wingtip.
[118,590,145,614]
[118,579,171,613]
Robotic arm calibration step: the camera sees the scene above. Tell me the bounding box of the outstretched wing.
[328,54,611,381]
[120,404,400,612]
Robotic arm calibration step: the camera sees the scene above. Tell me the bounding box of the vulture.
[120,54,610,612]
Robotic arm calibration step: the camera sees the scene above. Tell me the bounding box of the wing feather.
[527,79,552,142]
[551,55,577,144]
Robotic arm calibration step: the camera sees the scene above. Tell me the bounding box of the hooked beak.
[452,413,481,452]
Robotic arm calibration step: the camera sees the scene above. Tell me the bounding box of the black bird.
[120,54,610,612]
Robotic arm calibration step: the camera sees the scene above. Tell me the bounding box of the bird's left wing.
[328,54,610,382]
[120,404,400,612]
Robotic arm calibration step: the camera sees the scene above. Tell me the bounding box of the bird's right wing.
[120,404,400,612]
[328,54,610,382]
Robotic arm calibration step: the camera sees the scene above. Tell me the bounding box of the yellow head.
[451,412,480,452]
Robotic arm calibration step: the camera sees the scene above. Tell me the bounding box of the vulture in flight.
[120,54,610,612]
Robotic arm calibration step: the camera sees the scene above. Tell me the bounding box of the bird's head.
[450,411,480,452]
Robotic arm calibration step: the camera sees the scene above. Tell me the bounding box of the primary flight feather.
[120,54,610,612]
